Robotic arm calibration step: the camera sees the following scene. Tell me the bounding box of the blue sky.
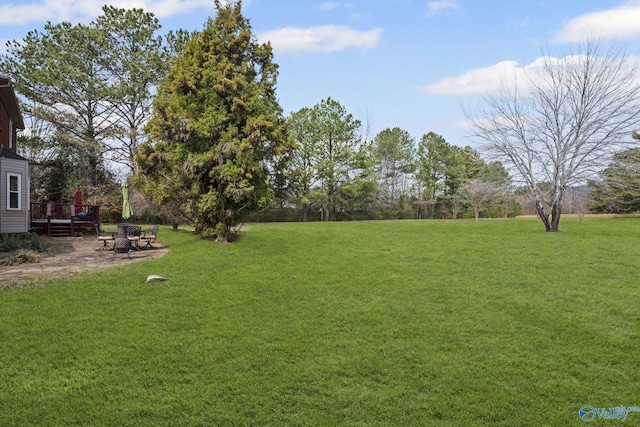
[2,0,639,148]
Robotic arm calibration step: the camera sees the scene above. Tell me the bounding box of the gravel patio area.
[1,235,169,288]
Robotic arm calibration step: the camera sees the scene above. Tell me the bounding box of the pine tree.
[138,0,289,241]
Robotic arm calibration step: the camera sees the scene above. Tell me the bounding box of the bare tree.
[564,185,590,223]
[468,41,640,231]
[460,178,503,221]
[499,184,515,219]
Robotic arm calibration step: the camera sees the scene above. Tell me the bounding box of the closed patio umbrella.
[74,186,83,211]
[121,181,133,220]
[71,185,85,219]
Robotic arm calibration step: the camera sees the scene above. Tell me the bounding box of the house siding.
[0,99,18,152]
[0,96,9,150]
[0,156,30,233]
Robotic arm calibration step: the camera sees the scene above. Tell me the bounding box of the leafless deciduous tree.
[468,41,640,231]
[460,179,504,221]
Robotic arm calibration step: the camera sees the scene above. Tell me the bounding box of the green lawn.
[1,218,639,426]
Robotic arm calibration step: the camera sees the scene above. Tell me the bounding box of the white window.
[7,173,21,210]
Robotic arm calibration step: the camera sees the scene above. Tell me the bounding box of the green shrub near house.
[0,233,48,265]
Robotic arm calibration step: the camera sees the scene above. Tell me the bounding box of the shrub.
[0,233,25,252]
[29,233,49,252]
[0,233,49,253]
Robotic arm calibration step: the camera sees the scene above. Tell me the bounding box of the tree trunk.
[534,199,562,232]
[503,195,511,219]
[534,200,552,232]
[549,197,562,232]
[215,208,232,243]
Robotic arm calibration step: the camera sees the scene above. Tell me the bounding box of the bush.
[0,233,49,253]
[0,234,25,252]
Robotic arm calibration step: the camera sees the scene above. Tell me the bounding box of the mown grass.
[1,218,639,426]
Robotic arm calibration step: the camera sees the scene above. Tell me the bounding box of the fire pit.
[113,222,131,255]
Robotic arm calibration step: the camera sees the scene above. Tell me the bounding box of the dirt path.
[0,235,169,288]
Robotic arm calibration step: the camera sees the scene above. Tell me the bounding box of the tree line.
[3,1,640,239]
[276,99,515,222]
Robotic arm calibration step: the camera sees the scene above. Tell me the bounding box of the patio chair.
[140,224,160,249]
[95,224,115,250]
[126,225,142,249]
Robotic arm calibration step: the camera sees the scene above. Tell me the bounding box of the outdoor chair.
[126,225,142,249]
[140,224,160,249]
[95,224,115,250]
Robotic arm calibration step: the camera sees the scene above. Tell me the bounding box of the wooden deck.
[31,203,101,236]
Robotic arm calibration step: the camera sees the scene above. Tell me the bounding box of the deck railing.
[31,203,101,236]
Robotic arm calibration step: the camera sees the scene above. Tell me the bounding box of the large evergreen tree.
[2,20,112,190]
[415,133,500,219]
[589,147,640,213]
[285,99,375,221]
[286,107,319,222]
[94,6,175,172]
[309,98,362,221]
[416,132,450,202]
[137,0,289,241]
[371,127,415,205]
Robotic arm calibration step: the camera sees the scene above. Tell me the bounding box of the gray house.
[0,74,29,234]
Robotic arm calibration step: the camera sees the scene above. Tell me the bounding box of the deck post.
[70,204,75,235]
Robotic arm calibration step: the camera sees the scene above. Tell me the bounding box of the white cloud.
[420,53,640,96]
[319,2,340,11]
[258,25,382,55]
[107,0,216,19]
[420,60,523,95]
[552,1,640,43]
[425,0,461,17]
[318,1,353,11]
[0,1,58,25]
[0,0,218,25]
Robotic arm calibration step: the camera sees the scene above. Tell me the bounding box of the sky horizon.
[2,0,640,149]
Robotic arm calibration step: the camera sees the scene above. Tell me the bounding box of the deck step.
[50,222,72,237]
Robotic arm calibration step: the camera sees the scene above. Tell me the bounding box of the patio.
[0,235,168,287]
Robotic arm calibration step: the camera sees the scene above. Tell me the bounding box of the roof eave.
[0,75,25,130]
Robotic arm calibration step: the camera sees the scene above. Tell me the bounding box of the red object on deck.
[74,186,83,211]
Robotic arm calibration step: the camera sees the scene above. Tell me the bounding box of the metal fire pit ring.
[113,222,132,257]
[113,237,131,253]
